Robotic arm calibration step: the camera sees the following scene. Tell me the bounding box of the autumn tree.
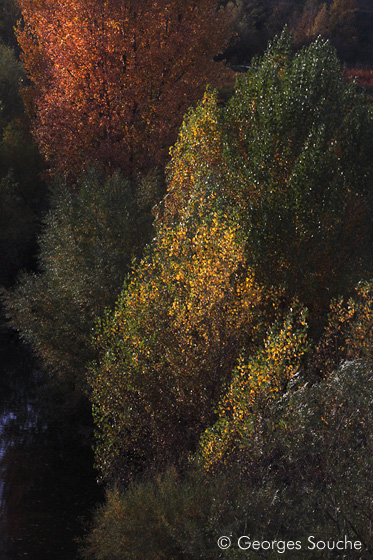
[85,284,373,558]
[292,0,323,46]
[199,280,373,473]
[84,32,373,553]
[163,30,373,319]
[17,0,233,177]
[89,196,272,481]
[199,304,309,473]
[89,31,373,482]
[292,0,357,61]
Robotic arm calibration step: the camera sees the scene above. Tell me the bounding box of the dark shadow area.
[0,332,103,560]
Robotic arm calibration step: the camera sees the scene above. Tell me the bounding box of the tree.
[82,467,251,560]
[17,0,233,177]
[292,0,357,61]
[90,200,270,481]
[274,360,373,554]
[312,3,329,38]
[329,0,357,49]
[223,0,272,64]
[292,0,324,46]
[199,304,308,472]
[89,30,373,482]
[199,280,373,473]
[164,30,373,319]
[84,31,373,553]
[3,168,157,408]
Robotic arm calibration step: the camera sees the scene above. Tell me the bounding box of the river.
[0,332,102,559]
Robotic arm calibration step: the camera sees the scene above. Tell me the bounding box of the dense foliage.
[90,203,272,480]
[83,31,373,558]
[293,0,358,60]
[1,0,372,555]
[165,31,373,318]
[4,169,157,406]
[85,358,373,559]
[17,0,234,177]
[89,31,373,483]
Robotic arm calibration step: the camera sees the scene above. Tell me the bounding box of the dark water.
[0,333,102,559]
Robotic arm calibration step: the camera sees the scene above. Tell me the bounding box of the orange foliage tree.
[17,0,233,177]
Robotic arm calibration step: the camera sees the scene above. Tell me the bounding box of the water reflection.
[0,333,101,559]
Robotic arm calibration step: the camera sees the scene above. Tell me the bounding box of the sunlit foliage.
[17,0,233,177]
[200,304,308,471]
[90,204,268,480]
[84,30,373,557]
[89,30,373,482]
[164,30,373,316]
[312,280,373,377]
[199,276,373,472]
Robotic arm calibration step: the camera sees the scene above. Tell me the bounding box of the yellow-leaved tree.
[199,304,309,472]
[90,198,269,480]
